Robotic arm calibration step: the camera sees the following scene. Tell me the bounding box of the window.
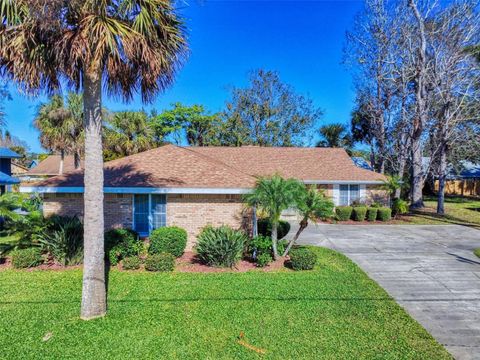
[338,184,361,206]
[133,194,167,235]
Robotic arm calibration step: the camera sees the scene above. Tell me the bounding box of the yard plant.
[288,247,317,270]
[378,207,393,222]
[148,226,187,257]
[105,229,142,266]
[10,248,43,269]
[145,253,175,272]
[196,226,246,268]
[352,206,367,222]
[336,206,353,221]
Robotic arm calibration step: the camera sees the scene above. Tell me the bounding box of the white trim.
[332,184,340,206]
[360,184,366,202]
[303,180,383,185]
[20,186,252,194]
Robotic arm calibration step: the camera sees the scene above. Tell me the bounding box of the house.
[0,147,21,193]
[21,155,84,182]
[20,144,388,249]
[434,161,480,197]
[11,162,29,176]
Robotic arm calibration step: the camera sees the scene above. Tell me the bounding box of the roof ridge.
[180,146,257,180]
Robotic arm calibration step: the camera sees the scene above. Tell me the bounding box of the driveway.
[291,224,480,360]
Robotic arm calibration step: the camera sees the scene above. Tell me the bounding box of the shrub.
[195,225,247,267]
[367,207,378,222]
[10,248,43,269]
[352,207,367,222]
[335,206,353,221]
[257,219,291,240]
[245,235,271,259]
[256,253,272,267]
[370,202,381,208]
[105,228,142,266]
[377,207,392,221]
[148,226,187,257]
[289,247,317,271]
[392,198,408,216]
[122,256,141,270]
[145,253,175,272]
[39,216,83,266]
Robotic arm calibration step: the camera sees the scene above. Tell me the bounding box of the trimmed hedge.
[367,207,378,222]
[195,226,246,268]
[257,219,291,240]
[256,253,273,267]
[289,247,317,270]
[122,256,141,270]
[148,226,187,257]
[11,248,43,269]
[145,253,175,272]
[377,207,392,222]
[352,207,367,222]
[105,228,142,266]
[335,206,353,221]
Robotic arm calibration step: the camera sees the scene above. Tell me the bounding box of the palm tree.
[317,123,353,149]
[244,175,302,260]
[104,111,156,161]
[34,93,84,173]
[282,187,334,256]
[0,0,187,319]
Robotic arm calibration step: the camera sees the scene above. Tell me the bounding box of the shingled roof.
[26,144,386,190]
[26,155,84,176]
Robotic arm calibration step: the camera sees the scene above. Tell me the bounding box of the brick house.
[20,144,388,249]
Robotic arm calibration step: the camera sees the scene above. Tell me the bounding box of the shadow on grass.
[407,209,480,230]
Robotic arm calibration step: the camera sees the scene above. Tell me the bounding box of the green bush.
[148,226,187,257]
[289,247,317,271]
[122,256,141,270]
[377,207,392,222]
[335,206,353,221]
[145,253,175,272]
[352,207,367,221]
[105,228,142,266]
[370,202,381,208]
[195,225,247,267]
[10,248,43,269]
[257,219,291,240]
[367,207,378,222]
[256,253,272,267]
[392,198,408,216]
[39,215,83,266]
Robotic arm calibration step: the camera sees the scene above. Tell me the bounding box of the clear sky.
[2,0,363,153]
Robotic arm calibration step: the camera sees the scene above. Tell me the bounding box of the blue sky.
[2,0,363,153]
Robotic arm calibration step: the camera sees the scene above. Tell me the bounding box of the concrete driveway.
[291,224,480,360]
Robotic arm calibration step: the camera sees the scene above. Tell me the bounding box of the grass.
[474,248,480,258]
[397,196,480,228]
[0,247,450,359]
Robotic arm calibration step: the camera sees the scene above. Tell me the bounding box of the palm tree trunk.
[80,68,106,320]
[74,151,81,170]
[271,222,278,260]
[59,149,64,175]
[283,218,307,257]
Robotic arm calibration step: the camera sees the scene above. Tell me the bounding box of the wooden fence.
[434,179,480,197]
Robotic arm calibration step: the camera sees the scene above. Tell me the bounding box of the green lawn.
[397,196,480,228]
[0,247,450,359]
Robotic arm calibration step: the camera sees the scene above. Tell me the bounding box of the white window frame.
[333,184,367,206]
[132,194,167,236]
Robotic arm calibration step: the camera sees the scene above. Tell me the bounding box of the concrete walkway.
[291,224,480,360]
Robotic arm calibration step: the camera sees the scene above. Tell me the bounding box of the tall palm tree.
[282,186,334,256]
[244,175,302,260]
[104,111,156,161]
[317,123,353,149]
[34,93,84,173]
[0,0,187,319]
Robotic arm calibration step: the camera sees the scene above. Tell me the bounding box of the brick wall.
[365,185,389,205]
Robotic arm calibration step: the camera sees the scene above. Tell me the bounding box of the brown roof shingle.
[26,155,84,176]
[29,144,386,189]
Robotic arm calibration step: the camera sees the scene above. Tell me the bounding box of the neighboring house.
[20,144,388,248]
[21,155,84,182]
[434,161,480,197]
[11,162,29,176]
[0,147,21,193]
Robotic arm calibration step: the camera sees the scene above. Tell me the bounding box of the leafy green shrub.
[370,202,381,208]
[105,228,142,266]
[145,253,175,272]
[122,256,141,270]
[148,226,187,257]
[257,219,291,240]
[256,253,272,267]
[392,198,408,216]
[335,206,353,221]
[39,216,83,266]
[10,248,43,269]
[245,235,288,261]
[352,207,367,221]
[367,207,378,222]
[377,207,392,222]
[195,225,247,267]
[288,247,317,271]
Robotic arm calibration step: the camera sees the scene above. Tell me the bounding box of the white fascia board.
[19,186,252,195]
[303,180,384,185]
